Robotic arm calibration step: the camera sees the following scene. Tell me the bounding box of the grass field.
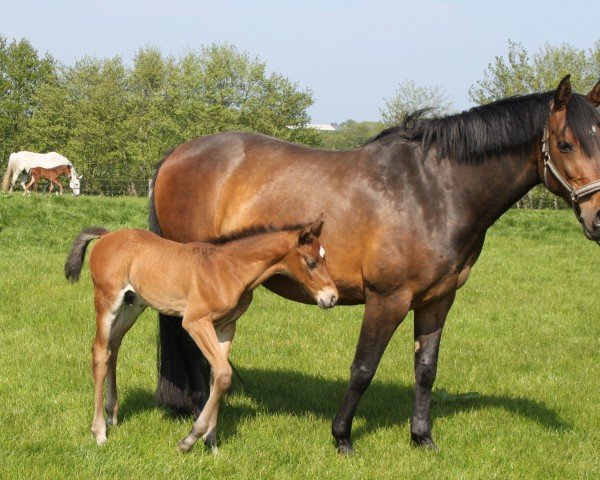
[0,195,598,479]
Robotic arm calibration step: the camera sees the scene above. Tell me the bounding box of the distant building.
[307,124,337,131]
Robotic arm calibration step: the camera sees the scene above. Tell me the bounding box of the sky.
[1,0,599,123]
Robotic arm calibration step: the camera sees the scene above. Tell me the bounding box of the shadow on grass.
[119,367,569,445]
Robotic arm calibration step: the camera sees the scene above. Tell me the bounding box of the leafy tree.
[380,79,452,126]
[319,120,384,150]
[0,36,55,162]
[169,44,319,145]
[469,40,600,104]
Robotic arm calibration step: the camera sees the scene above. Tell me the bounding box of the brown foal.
[24,164,72,195]
[64,219,337,451]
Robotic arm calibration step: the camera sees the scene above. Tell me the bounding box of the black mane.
[206,222,308,245]
[367,91,600,162]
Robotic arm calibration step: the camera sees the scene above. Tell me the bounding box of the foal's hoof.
[410,433,438,451]
[335,438,356,456]
[177,437,196,453]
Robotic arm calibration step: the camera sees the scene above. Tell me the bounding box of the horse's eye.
[307,259,317,269]
[558,141,573,153]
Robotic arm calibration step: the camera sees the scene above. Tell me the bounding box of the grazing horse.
[1,151,82,195]
[24,164,73,196]
[64,219,337,451]
[151,75,600,453]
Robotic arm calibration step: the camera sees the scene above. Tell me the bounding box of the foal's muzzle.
[316,287,338,309]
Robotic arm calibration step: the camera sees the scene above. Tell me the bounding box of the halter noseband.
[542,126,600,242]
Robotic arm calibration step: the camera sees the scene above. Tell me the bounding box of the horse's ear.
[553,74,572,111]
[586,78,600,107]
[310,213,324,238]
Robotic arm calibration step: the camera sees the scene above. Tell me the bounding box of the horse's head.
[69,173,83,196]
[540,75,600,241]
[283,217,338,309]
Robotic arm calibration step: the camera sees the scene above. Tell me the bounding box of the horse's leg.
[332,290,411,454]
[105,294,147,426]
[410,292,455,449]
[91,291,119,445]
[18,172,26,191]
[178,313,232,453]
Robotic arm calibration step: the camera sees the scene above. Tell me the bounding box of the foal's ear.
[298,225,313,245]
[586,78,600,107]
[298,214,324,244]
[310,213,324,238]
[553,74,572,111]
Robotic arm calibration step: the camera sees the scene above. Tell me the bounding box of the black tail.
[151,150,210,417]
[64,227,109,283]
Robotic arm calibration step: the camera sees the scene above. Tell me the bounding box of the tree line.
[0,39,319,194]
[1,36,599,200]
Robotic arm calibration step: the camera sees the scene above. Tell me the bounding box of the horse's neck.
[427,145,541,235]
[220,233,294,289]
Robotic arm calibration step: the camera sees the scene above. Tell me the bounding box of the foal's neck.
[218,232,295,290]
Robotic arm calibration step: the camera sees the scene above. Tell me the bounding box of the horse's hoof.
[410,433,438,451]
[95,435,107,446]
[336,438,356,456]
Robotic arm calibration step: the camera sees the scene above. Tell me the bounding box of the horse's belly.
[263,275,364,306]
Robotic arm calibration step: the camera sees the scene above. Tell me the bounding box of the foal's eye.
[307,259,317,269]
[558,141,573,153]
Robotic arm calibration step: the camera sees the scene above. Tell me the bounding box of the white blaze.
[319,246,326,258]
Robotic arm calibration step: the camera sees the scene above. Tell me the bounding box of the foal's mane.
[367,91,600,162]
[206,222,308,245]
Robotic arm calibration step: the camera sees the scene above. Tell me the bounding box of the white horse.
[2,151,82,195]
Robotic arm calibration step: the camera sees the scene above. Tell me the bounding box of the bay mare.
[151,76,600,453]
[24,165,73,196]
[64,220,337,451]
[2,151,82,195]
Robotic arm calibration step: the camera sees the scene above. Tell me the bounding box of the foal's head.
[283,218,338,309]
[541,75,600,240]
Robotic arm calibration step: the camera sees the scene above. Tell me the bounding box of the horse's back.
[13,151,71,169]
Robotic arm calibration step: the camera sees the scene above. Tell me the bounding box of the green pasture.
[0,195,598,479]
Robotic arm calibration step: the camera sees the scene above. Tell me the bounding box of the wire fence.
[10,166,570,208]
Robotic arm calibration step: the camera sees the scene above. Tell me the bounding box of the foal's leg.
[24,176,35,196]
[410,291,455,449]
[202,321,237,452]
[202,293,250,451]
[105,295,147,426]
[178,313,232,453]
[332,290,411,454]
[91,292,120,445]
[55,179,64,195]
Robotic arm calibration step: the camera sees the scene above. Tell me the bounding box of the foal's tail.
[64,227,109,283]
[2,153,16,192]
